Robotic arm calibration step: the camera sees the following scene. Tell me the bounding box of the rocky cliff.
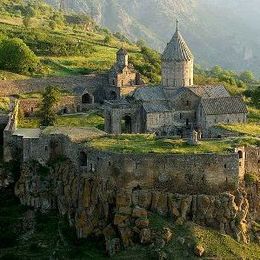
[13,158,259,255]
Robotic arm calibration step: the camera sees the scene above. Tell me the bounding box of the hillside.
[0,0,159,82]
[46,0,260,75]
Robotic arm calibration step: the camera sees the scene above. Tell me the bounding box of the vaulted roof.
[201,96,248,115]
[162,28,193,62]
[187,85,230,99]
[134,86,166,101]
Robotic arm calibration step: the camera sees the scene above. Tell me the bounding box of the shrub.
[244,173,259,186]
[0,38,39,74]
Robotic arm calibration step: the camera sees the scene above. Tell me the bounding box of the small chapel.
[104,22,248,138]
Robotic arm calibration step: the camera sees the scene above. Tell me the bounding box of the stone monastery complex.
[0,23,259,253]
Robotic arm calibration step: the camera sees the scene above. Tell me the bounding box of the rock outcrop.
[14,158,254,254]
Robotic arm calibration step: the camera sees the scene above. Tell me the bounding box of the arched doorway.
[82,93,93,104]
[79,151,88,166]
[50,140,63,160]
[110,91,117,100]
[121,115,132,133]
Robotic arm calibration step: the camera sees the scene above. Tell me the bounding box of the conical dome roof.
[162,27,193,62]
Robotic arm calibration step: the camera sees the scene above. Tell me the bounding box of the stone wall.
[245,146,260,221]
[12,130,241,195]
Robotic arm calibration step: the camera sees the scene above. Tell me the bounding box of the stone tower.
[117,48,128,68]
[161,21,194,89]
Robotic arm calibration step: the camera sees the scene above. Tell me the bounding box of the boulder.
[162,227,172,243]
[132,207,148,218]
[118,207,132,215]
[194,244,205,257]
[114,213,129,226]
[140,228,152,244]
[116,191,132,208]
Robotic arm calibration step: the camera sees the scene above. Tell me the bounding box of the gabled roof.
[201,96,248,115]
[134,86,166,101]
[187,85,230,99]
[162,29,193,62]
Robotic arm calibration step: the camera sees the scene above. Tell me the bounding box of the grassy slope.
[116,214,260,259]
[0,16,142,79]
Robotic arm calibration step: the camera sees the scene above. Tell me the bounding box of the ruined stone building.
[0,49,144,115]
[105,24,248,137]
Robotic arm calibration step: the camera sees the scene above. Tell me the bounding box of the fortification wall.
[14,131,240,195]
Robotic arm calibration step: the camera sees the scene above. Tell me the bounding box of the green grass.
[41,45,119,76]
[0,97,10,112]
[18,112,105,130]
[248,106,260,123]
[86,134,260,154]
[219,122,260,137]
[0,69,29,80]
[0,16,143,79]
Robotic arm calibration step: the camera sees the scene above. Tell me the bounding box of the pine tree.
[39,86,60,126]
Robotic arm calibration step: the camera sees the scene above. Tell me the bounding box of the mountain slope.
[46,0,260,75]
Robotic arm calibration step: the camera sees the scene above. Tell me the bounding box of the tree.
[210,65,223,77]
[239,70,255,83]
[39,86,60,126]
[104,35,112,44]
[0,38,39,74]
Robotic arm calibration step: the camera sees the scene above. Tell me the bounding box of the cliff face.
[14,158,254,253]
[46,0,260,74]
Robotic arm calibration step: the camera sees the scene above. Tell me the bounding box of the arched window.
[79,151,88,167]
[238,151,243,159]
[82,93,93,104]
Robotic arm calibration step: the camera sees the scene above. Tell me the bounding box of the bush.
[244,173,259,186]
[0,38,39,74]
